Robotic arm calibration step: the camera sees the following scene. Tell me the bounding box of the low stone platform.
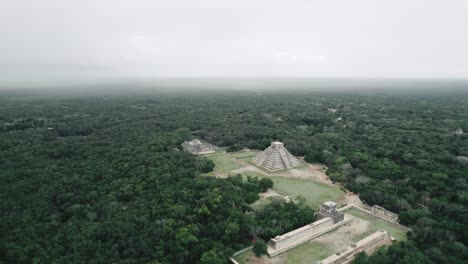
[267,215,353,257]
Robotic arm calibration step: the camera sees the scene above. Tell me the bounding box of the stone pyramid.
[252,142,303,171]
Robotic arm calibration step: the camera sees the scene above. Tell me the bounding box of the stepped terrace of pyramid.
[252,141,303,171]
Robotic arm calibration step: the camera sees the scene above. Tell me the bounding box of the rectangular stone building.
[316,201,344,224]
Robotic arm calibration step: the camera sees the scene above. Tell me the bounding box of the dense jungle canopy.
[1,88,467,264]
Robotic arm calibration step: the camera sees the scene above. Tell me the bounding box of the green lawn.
[229,150,259,159]
[272,177,346,210]
[203,150,255,176]
[286,240,335,264]
[233,250,253,264]
[345,208,408,241]
[204,150,347,210]
[233,240,334,264]
[214,170,346,210]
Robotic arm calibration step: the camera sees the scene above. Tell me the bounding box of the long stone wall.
[338,205,412,232]
[267,216,353,257]
[372,205,399,222]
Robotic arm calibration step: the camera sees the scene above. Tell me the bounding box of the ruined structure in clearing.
[372,205,399,223]
[181,139,216,155]
[267,201,350,257]
[252,142,302,171]
[231,201,408,264]
[317,230,393,264]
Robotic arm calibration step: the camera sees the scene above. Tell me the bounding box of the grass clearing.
[203,150,347,210]
[221,151,407,264]
[272,177,346,210]
[233,240,334,264]
[286,240,334,264]
[203,150,258,177]
[345,208,408,241]
[233,250,253,264]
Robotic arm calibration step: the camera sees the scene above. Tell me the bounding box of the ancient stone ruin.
[231,202,408,263]
[371,205,399,223]
[252,141,303,171]
[181,139,216,155]
[267,201,350,257]
[316,201,345,224]
[317,230,393,264]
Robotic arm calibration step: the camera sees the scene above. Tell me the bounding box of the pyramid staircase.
[252,142,303,171]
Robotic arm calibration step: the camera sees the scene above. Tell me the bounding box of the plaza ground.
[203,149,407,263]
[233,208,408,264]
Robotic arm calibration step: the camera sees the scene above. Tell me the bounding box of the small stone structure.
[371,205,399,223]
[316,201,345,224]
[181,139,216,155]
[316,230,393,264]
[252,142,303,171]
[267,201,349,257]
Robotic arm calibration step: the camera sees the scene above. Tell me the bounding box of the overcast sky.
[1,0,468,86]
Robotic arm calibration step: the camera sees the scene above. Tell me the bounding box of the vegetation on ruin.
[1,88,467,263]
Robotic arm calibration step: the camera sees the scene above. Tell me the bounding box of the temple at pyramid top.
[252,141,303,171]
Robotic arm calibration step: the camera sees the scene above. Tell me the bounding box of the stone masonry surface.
[252,142,302,171]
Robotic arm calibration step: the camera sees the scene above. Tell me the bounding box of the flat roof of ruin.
[271,217,331,242]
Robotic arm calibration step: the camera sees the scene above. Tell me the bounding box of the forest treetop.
[0,88,467,264]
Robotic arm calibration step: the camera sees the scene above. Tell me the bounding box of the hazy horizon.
[1,0,468,88]
[1,78,468,96]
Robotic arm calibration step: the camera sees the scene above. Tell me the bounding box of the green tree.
[200,248,227,264]
[253,239,267,257]
[258,178,273,192]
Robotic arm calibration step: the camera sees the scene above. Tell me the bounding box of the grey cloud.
[1,0,467,86]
